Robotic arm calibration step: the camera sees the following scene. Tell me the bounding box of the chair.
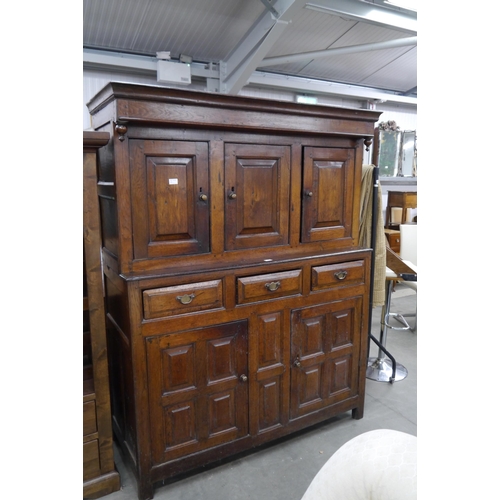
[367,223,417,383]
[300,429,417,500]
[387,223,417,332]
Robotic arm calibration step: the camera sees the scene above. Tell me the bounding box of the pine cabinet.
[87,82,381,500]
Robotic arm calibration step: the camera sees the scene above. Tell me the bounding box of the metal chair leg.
[366,279,408,383]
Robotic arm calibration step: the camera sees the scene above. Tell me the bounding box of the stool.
[385,191,417,228]
[366,273,408,383]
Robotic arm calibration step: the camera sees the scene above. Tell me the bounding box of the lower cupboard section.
[139,298,364,482]
[106,253,371,500]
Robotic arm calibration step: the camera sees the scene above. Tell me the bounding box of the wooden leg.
[352,405,364,420]
[137,478,154,500]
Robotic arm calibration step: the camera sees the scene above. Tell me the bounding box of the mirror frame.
[398,130,417,177]
[373,121,417,178]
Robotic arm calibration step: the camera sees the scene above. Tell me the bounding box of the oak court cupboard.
[86,82,382,500]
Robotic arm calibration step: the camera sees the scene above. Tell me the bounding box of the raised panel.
[161,345,196,394]
[163,401,197,449]
[258,378,281,431]
[129,140,209,259]
[302,147,355,244]
[225,143,291,250]
[331,311,352,347]
[208,390,237,434]
[301,316,325,357]
[147,156,195,241]
[257,312,282,368]
[328,356,352,396]
[237,159,278,232]
[301,365,323,405]
[207,337,236,383]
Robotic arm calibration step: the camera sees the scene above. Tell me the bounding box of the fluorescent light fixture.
[296,95,318,105]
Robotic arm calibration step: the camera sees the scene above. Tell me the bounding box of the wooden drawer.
[237,269,302,304]
[83,439,100,481]
[143,280,223,319]
[311,260,365,291]
[385,230,400,253]
[83,400,97,436]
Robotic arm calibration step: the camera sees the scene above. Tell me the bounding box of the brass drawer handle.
[176,293,195,305]
[334,270,348,280]
[199,193,208,201]
[265,281,281,292]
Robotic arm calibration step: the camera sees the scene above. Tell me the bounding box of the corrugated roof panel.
[83,0,416,96]
[361,47,416,91]
[266,8,357,58]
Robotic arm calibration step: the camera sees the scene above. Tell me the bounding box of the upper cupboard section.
[120,137,362,271]
[88,83,381,274]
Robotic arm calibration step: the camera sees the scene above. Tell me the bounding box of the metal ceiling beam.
[83,48,416,105]
[220,0,308,95]
[259,36,416,67]
[304,0,417,34]
[248,70,416,105]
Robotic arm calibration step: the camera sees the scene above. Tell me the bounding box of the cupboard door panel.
[129,140,210,259]
[290,298,362,419]
[225,144,290,250]
[147,321,248,464]
[301,147,355,243]
[254,311,287,434]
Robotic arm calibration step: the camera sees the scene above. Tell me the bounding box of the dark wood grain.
[86,83,379,500]
[83,131,120,498]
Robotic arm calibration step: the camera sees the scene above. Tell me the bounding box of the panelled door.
[146,321,249,465]
[301,146,355,244]
[129,140,210,259]
[290,298,362,419]
[224,143,291,251]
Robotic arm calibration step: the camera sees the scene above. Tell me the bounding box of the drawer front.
[83,400,97,436]
[237,270,302,304]
[388,233,400,252]
[311,260,365,291]
[83,439,100,480]
[143,280,223,319]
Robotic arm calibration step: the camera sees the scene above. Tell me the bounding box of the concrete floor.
[104,285,417,500]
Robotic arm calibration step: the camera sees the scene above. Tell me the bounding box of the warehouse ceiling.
[83,0,417,105]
